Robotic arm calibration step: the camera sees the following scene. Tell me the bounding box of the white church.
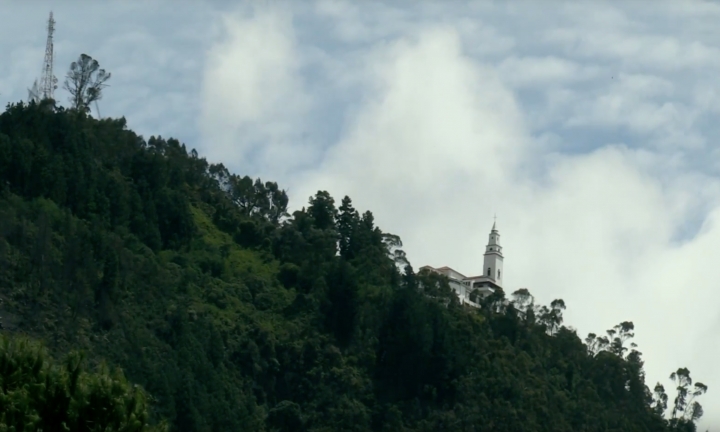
[420,221,503,307]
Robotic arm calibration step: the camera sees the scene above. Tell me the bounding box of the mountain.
[0,100,706,431]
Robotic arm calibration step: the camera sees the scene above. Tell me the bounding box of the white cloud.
[314,0,407,43]
[1,44,44,101]
[547,3,720,72]
[568,97,683,132]
[454,17,516,56]
[294,26,528,216]
[612,73,675,98]
[497,55,600,88]
[199,6,313,177]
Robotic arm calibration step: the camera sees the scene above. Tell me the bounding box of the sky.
[2,0,719,428]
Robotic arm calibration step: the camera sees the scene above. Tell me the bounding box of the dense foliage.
[0,100,708,431]
[0,334,166,431]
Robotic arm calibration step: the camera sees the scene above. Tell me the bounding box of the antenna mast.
[28,80,40,103]
[29,12,57,103]
[40,12,58,100]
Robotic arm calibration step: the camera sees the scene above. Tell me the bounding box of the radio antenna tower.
[28,12,58,103]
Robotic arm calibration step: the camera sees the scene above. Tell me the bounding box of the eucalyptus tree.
[63,53,111,113]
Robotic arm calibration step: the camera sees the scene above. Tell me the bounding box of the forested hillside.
[0,100,708,431]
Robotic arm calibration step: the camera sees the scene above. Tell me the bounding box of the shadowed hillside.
[0,100,706,431]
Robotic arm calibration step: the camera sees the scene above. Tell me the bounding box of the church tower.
[482,220,503,287]
[419,218,506,306]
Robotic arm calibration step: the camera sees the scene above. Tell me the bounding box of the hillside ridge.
[0,100,707,431]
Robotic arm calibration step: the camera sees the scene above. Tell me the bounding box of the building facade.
[420,221,504,307]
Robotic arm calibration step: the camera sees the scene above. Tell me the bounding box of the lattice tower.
[39,12,58,100]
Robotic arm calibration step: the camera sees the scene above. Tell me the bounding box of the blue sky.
[3,0,720,428]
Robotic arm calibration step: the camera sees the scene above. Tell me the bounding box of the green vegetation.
[0,99,708,431]
[0,334,167,431]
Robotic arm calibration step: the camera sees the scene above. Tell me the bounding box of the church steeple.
[483,219,504,287]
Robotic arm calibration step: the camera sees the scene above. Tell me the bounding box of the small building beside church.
[420,221,504,307]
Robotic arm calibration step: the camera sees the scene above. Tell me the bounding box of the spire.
[485,218,502,254]
[482,215,504,286]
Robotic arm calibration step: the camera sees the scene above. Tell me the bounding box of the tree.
[381,233,410,268]
[0,334,167,431]
[511,288,534,321]
[337,196,358,259]
[266,400,304,431]
[669,367,707,423]
[584,321,636,359]
[537,299,566,335]
[226,175,288,224]
[652,383,668,416]
[63,54,111,113]
[584,333,609,356]
[308,190,337,231]
[607,321,635,357]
